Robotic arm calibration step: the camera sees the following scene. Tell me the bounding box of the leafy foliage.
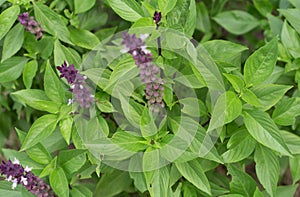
[1,0,300,197]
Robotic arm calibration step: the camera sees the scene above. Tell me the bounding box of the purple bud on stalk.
[18,12,43,40]
[57,61,94,108]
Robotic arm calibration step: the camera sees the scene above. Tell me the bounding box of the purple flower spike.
[122,32,165,112]
[0,158,57,197]
[57,61,94,109]
[18,12,43,40]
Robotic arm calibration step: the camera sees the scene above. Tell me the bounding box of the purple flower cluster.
[18,12,43,40]
[57,61,94,108]
[122,33,165,112]
[0,158,56,197]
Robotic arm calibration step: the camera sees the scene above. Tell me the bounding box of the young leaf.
[175,159,211,195]
[213,10,259,35]
[50,167,69,197]
[203,40,248,68]
[58,149,86,174]
[111,131,147,152]
[21,114,58,150]
[158,0,177,15]
[222,128,256,163]
[272,97,300,126]
[11,89,60,113]
[208,91,242,131]
[240,88,261,107]
[54,40,81,68]
[59,117,73,145]
[0,57,27,83]
[184,0,196,36]
[94,169,131,196]
[33,2,72,44]
[23,60,38,89]
[223,73,245,93]
[140,107,157,138]
[74,0,95,14]
[227,164,257,197]
[69,27,100,49]
[244,37,278,87]
[254,145,279,197]
[251,84,292,111]
[107,0,144,22]
[279,8,300,35]
[44,62,65,103]
[2,24,24,62]
[70,185,93,197]
[253,0,273,16]
[26,143,52,165]
[243,109,292,156]
[280,130,300,155]
[281,20,300,59]
[144,166,172,197]
[0,5,20,41]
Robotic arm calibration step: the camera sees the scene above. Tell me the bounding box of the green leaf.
[58,149,86,175]
[26,143,52,165]
[222,128,256,163]
[0,57,27,83]
[244,37,278,86]
[94,169,131,197]
[243,109,292,156]
[213,10,259,35]
[144,166,171,197]
[223,73,245,93]
[253,0,273,16]
[74,0,95,14]
[70,185,92,197]
[34,2,71,44]
[140,107,157,137]
[254,145,279,197]
[54,39,81,67]
[289,0,300,8]
[59,117,73,145]
[272,97,300,126]
[44,62,65,103]
[184,0,196,36]
[111,131,147,152]
[281,20,300,59]
[0,5,20,41]
[280,130,300,155]
[107,0,144,22]
[2,24,24,62]
[11,89,60,113]
[208,91,242,131]
[50,167,69,197]
[251,84,292,111]
[227,164,257,197]
[203,40,248,68]
[23,60,38,89]
[69,27,100,49]
[289,155,300,184]
[175,159,211,195]
[21,114,58,150]
[279,8,300,35]
[196,2,211,33]
[240,88,261,107]
[158,0,177,15]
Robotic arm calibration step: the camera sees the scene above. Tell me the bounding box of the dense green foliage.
[1,0,300,196]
